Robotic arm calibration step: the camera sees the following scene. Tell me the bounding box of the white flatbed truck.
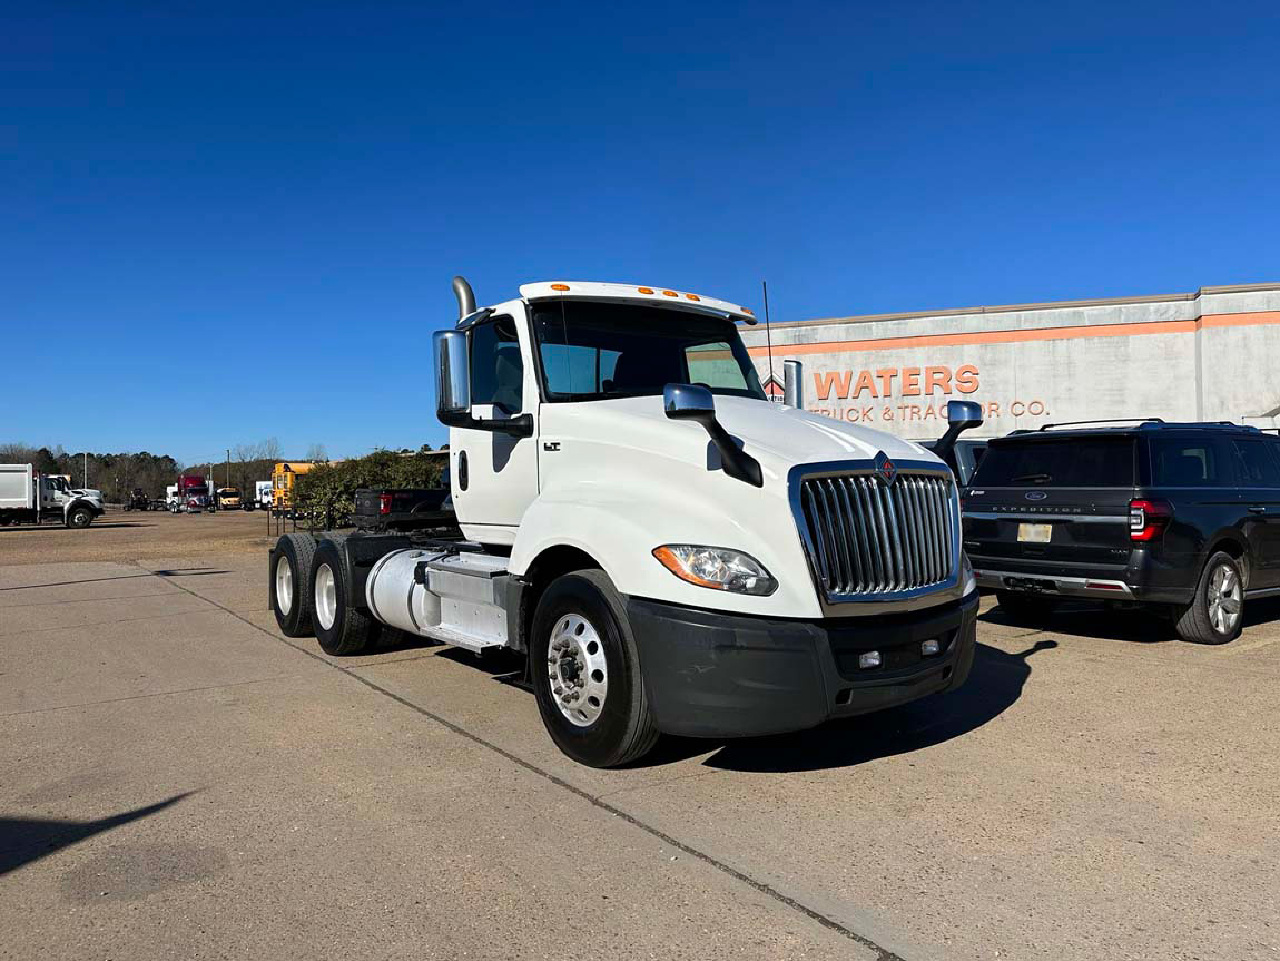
[269,278,981,767]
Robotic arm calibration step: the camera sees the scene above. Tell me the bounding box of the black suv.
[963,420,1280,643]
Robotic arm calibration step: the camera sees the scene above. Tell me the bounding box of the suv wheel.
[1173,551,1244,645]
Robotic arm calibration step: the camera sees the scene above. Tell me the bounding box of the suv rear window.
[1149,436,1237,488]
[970,437,1135,487]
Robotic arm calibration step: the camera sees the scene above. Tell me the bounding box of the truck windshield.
[531,301,766,401]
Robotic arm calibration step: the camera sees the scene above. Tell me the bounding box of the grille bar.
[799,471,956,598]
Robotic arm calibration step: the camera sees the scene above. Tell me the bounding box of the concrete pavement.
[3,542,1279,959]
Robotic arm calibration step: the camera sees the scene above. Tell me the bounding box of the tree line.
[1,439,439,505]
[0,443,182,503]
[1,438,304,503]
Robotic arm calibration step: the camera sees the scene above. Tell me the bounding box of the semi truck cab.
[270,278,979,767]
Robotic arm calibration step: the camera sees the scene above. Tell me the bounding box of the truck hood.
[707,395,933,467]
[70,488,103,501]
[550,395,938,481]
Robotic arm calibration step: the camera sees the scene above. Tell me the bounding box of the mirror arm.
[703,420,764,488]
[438,411,534,438]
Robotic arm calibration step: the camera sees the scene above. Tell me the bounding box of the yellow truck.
[271,462,316,513]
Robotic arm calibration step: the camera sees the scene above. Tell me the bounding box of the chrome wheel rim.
[547,613,608,727]
[1207,564,1242,635]
[275,556,293,616]
[314,563,337,631]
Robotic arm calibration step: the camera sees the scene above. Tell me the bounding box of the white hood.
[708,395,934,470]
[555,394,937,479]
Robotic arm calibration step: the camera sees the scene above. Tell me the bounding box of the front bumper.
[626,590,979,739]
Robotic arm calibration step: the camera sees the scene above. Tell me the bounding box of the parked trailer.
[0,464,105,528]
[268,277,980,767]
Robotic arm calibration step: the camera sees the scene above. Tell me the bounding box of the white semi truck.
[269,278,981,767]
[0,464,105,528]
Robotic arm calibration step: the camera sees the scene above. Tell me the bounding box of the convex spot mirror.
[663,383,716,423]
[946,399,983,427]
[662,383,763,488]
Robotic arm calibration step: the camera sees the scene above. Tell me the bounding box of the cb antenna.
[762,280,776,400]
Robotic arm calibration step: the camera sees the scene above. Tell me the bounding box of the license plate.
[1017,523,1052,544]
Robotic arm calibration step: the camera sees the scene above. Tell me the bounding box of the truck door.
[451,312,539,542]
[1233,436,1280,590]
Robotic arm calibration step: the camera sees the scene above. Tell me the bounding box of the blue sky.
[3,2,1278,463]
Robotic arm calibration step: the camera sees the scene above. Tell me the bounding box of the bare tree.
[0,443,37,463]
[305,443,328,462]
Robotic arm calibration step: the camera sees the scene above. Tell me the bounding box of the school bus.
[271,462,316,512]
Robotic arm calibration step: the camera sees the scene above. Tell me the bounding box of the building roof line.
[776,282,1280,330]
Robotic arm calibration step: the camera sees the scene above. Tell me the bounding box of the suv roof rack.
[1039,418,1163,431]
[1037,418,1256,433]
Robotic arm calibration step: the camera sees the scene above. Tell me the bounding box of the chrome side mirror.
[434,330,470,416]
[946,400,983,427]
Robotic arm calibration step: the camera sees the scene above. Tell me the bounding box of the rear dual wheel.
[271,534,316,637]
[310,541,380,656]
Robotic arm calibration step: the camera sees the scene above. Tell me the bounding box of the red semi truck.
[169,474,213,513]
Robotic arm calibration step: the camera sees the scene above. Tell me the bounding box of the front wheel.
[1173,551,1244,644]
[530,570,658,768]
[66,507,94,529]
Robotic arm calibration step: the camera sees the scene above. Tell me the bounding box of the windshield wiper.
[1012,472,1053,484]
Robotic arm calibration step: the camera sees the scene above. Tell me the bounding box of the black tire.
[529,569,658,768]
[996,590,1052,620]
[66,506,94,529]
[309,540,381,656]
[1173,551,1244,645]
[271,534,317,637]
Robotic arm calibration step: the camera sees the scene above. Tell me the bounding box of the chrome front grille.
[798,471,957,598]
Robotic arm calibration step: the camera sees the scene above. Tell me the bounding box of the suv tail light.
[378,492,394,515]
[1130,499,1172,541]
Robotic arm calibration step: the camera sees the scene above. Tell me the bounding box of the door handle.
[1248,506,1267,514]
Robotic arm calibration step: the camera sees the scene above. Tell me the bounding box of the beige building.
[740,282,1280,439]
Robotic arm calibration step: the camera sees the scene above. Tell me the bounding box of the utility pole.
[226,448,231,488]
[83,452,88,488]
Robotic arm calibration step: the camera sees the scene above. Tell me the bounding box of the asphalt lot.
[2,510,1279,960]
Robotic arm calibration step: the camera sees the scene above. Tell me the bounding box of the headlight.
[961,552,976,595]
[652,545,777,596]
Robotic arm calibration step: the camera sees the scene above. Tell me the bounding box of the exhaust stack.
[452,276,476,320]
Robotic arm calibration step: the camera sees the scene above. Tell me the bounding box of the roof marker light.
[685,293,701,302]
[661,289,678,297]
[637,286,654,294]
[742,307,754,316]
[550,283,570,291]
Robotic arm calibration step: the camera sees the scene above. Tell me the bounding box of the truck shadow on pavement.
[0,522,156,533]
[979,595,1280,643]
[655,639,1057,774]
[0,793,190,877]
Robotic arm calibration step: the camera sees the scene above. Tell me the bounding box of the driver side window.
[470,316,524,414]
